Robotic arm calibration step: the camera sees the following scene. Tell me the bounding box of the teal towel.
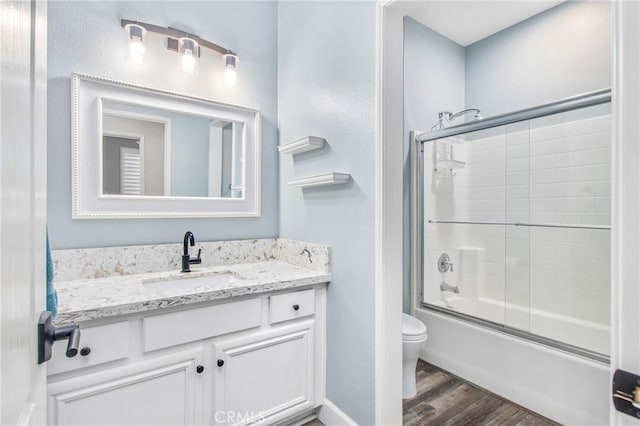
[46,229,58,318]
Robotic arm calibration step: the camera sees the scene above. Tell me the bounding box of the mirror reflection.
[101,99,244,198]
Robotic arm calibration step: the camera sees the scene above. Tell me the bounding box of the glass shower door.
[524,104,611,355]
[419,101,612,358]
[422,125,508,326]
[504,121,531,331]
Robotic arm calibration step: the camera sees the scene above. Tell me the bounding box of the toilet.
[402,313,428,399]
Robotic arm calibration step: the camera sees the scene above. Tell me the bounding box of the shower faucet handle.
[438,253,453,273]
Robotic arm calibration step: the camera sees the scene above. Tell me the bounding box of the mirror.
[101,100,244,198]
[72,73,260,218]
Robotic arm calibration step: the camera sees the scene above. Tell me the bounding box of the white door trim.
[610,1,640,424]
[375,1,404,424]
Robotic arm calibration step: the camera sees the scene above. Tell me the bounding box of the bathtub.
[429,295,610,356]
[413,305,610,425]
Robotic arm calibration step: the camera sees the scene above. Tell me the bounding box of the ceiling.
[390,0,565,46]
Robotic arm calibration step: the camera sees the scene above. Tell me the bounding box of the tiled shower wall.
[423,104,611,354]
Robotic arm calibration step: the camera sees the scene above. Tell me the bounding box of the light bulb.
[224,68,237,86]
[178,37,199,74]
[181,49,196,73]
[223,54,239,87]
[129,39,145,63]
[124,23,146,64]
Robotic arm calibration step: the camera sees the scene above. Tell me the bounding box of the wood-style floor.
[403,360,560,426]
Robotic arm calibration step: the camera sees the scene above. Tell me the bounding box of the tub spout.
[440,281,460,294]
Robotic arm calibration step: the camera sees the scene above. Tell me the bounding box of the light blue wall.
[277,2,376,424]
[403,17,466,313]
[465,1,611,117]
[48,1,278,249]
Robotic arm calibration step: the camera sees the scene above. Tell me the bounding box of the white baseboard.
[318,399,357,426]
[285,412,318,426]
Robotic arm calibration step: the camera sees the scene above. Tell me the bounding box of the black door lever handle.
[38,311,81,364]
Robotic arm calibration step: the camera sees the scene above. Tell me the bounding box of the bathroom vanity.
[45,71,331,425]
[47,239,329,426]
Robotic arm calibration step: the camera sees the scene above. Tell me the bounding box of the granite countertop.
[55,261,330,324]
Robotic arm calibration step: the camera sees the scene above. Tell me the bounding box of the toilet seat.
[402,313,427,341]
[403,332,428,341]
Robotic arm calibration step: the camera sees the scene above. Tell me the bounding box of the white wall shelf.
[287,172,351,189]
[278,136,326,155]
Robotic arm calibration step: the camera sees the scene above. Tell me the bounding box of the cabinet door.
[211,321,315,425]
[48,349,202,426]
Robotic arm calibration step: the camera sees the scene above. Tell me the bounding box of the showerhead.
[448,108,482,121]
[431,108,482,130]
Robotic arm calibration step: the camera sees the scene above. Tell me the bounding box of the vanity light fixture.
[120,19,239,83]
[124,23,146,63]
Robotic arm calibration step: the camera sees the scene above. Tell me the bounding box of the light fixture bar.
[120,19,236,56]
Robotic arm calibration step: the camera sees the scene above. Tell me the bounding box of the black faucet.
[181,231,202,272]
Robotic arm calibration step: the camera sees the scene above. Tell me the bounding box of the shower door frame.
[411,89,613,364]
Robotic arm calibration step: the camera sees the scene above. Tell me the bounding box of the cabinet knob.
[80,347,91,356]
[196,365,204,374]
[217,359,224,367]
[293,304,300,311]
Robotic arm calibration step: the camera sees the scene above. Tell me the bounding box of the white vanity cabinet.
[47,349,203,426]
[46,285,326,426]
[211,321,316,425]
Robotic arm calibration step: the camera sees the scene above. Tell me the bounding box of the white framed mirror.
[72,73,260,218]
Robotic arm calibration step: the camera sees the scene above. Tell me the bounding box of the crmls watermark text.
[214,411,266,423]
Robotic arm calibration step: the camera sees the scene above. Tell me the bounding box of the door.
[611,1,640,424]
[0,1,48,425]
[211,322,315,425]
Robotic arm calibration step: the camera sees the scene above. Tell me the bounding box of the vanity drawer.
[143,298,261,352]
[48,321,130,375]
[269,289,315,324]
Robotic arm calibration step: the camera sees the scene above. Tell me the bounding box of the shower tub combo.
[411,89,612,425]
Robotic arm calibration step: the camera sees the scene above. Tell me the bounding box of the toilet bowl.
[402,313,428,399]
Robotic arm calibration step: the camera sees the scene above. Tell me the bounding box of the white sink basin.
[142,270,239,291]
